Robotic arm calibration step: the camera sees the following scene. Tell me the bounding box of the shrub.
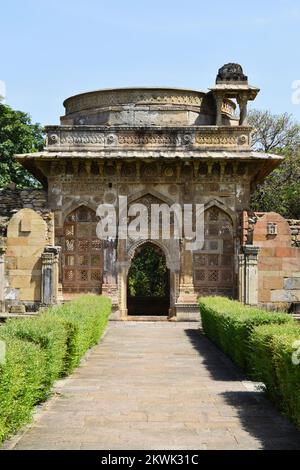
[199,296,293,370]
[1,314,68,395]
[48,295,111,373]
[0,294,111,442]
[0,334,46,442]
[199,296,300,428]
[273,330,300,427]
[250,322,300,427]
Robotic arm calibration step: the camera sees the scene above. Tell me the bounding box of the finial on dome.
[216,63,248,84]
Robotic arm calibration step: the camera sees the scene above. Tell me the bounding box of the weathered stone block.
[283,277,300,290]
[270,289,300,302]
[263,277,283,290]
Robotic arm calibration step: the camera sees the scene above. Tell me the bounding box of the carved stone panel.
[193,206,235,298]
[62,206,103,293]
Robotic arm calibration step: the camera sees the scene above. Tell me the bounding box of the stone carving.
[60,132,105,145]
[216,63,248,83]
[46,128,251,149]
[121,163,136,177]
[168,185,178,196]
[195,135,237,145]
[65,90,204,115]
[141,163,158,178]
[118,134,177,146]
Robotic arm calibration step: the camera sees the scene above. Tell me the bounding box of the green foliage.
[250,150,300,218]
[248,109,300,218]
[248,110,300,153]
[200,297,300,427]
[199,296,292,370]
[1,315,68,396]
[250,323,300,427]
[0,295,111,442]
[0,334,46,442]
[128,244,168,297]
[0,103,44,188]
[49,295,112,373]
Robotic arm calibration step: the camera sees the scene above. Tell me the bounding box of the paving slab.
[3,321,300,450]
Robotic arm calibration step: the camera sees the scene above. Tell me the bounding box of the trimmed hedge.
[1,315,68,396]
[0,295,111,443]
[0,335,46,442]
[199,296,292,370]
[48,295,112,373]
[199,296,300,428]
[250,323,300,427]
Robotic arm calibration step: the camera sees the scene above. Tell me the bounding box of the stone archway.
[127,242,170,316]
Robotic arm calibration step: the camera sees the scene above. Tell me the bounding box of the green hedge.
[1,315,68,396]
[0,335,46,442]
[250,323,300,427]
[0,295,111,443]
[199,296,300,427]
[48,295,112,373]
[199,296,292,370]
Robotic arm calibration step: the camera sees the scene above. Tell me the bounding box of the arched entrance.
[62,205,103,293]
[127,243,170,316]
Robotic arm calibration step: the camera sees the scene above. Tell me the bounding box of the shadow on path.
[185,328,300,450]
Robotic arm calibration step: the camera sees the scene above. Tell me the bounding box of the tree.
[0,104,45,188]
[249,110,300,218]
[128,244,168,297]
[248,109,300,153]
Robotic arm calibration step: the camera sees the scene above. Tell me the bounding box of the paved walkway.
[4,322,300,450]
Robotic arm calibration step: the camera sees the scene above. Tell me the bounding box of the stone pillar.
[241,245,259,306]
[214,93,224,126]
[175,240,198,320]
[117,261,130,319]
[0,242,6,313]
[41,246,61,306]
[237,95,248,126]
[101,237,118,310]
[238,253,245,303]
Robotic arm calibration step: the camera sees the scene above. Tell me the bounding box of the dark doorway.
[127,243,170,316]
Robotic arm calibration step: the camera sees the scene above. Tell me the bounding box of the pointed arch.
[204,199,237,229]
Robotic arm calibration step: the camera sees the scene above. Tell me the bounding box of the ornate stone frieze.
[46,126,251,150]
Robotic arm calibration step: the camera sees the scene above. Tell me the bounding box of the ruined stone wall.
[251,212,300,309]
[0,187,55,312]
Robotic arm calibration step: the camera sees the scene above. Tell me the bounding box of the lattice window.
[79,270,88,281]
[208,254,219,266]
[91,270,102,281]
[78,255,89,266]
[65,255,75,266]
[62,206,103,293]
[91,240,102,251]
[91,254,101,266]
[78,240,90,251]
[208,270,219,282]
[194,254,206,266]
[195,270,205,281]
[193,206,234,297]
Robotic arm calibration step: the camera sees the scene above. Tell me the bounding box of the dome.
[61,87,236,127]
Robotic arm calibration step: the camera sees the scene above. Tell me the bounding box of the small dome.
[216,63,248,84]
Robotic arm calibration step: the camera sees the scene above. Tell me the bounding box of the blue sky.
[1,0,300,125]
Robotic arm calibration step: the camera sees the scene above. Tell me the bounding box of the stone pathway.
[4,322,300,450]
